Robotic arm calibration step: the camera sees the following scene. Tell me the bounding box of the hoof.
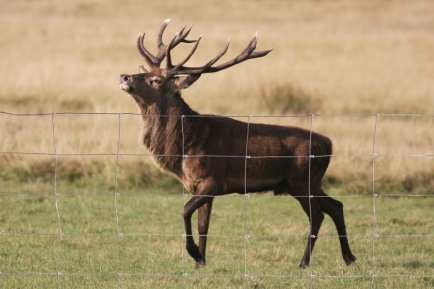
[344,254,357,266]
[298,262,308,269]
[196,260,206,268]
[186,244,202,261]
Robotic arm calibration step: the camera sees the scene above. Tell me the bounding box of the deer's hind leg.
[317,188,356,265]
[276,181,325,268]
[295,194,325,268]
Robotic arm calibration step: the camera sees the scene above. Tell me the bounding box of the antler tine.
[157,19,171,50]
[235,32,258,61]
[171,34,203,71]
[178,26,186,37]
[167,32,272,75]
[181,25,195,41]
[155,21,197,65]
[174,25,196,46]
[165,32,180,70]
[137,19,197,69]
[137,33,159,68]
[166,36,230,75]
[154,19,172,66]
[187,37,231,72]
[208,35,271,73]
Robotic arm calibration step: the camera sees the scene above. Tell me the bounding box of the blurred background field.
[1,0,434,115]
[1,0,433,194]
[1,0,434,288]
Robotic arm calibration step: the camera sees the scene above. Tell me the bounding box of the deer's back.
[182,116,332,195]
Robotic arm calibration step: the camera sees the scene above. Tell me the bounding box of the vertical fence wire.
[113,113,122,288]
[371,114,379,288]
[243,116,252,288]
[308,114,314,289]
[51,113,62,289]
[181,114,187,288]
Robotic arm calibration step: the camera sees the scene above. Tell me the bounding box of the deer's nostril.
[119,74,130,83]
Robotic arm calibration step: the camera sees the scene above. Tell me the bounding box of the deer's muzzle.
[119,74,132,92]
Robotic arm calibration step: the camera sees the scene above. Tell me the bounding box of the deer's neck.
[137,93,198,177]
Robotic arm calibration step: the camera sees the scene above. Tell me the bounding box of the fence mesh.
[1,111,433,288]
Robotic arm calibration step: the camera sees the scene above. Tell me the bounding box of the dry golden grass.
[1,0,434,188]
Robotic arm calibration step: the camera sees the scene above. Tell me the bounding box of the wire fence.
[1,111,433,288]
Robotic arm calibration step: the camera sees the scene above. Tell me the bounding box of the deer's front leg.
[197,198,214,267]
[183,195,212,265]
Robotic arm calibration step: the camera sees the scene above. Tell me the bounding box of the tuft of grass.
[0,95,94,113]
[58,99,94,111]
[376,172,434,196]
[323,171,434,197]
[259,82,319,115]
[0,157,180,195]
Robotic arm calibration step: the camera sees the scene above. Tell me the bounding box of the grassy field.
[1,0,434,288]
[2,191,434,288]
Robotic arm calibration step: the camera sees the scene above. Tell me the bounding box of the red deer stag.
[119,19,356,268]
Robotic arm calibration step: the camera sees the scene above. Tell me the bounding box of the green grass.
[1,177,433,288]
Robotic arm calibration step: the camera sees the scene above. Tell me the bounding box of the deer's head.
[119,19,272,104]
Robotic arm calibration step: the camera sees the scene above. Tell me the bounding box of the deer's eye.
[150,78,162,86]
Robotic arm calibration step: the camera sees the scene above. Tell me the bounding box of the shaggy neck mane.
[135,92,199,177]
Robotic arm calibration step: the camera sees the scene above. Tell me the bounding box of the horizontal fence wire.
[1,111,434,288]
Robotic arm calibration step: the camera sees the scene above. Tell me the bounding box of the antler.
[166,31,272,75]
[137,19,272,75]
[137,18,197,69]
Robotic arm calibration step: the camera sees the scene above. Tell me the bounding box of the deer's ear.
[139,65,148,73]
[173,75,201,91]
